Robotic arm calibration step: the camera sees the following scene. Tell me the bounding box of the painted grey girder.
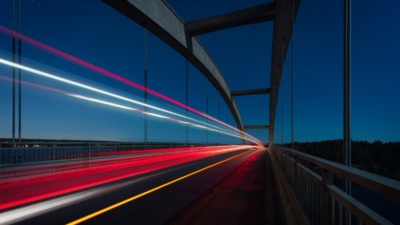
[269,0,301,148]
[231,88,271,97]
[102,0,247,144]
[185,2,276,36]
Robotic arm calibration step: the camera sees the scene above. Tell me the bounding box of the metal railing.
[0,142,223,167]
[270,145,400,225]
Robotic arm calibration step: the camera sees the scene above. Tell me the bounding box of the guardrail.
[270,145,400,225]
[0,142,221,166]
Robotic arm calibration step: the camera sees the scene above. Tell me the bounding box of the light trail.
[68,95,259,144]
[0,164,192,225]
[0,146,247,188]
[0,61,244,140]
[66,150,254,225]
[0,25,263,146]
[0,75,261,145]
[0,188,101,225]
[0,146,251,211]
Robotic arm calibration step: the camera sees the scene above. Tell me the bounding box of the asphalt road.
[7,148,258,225]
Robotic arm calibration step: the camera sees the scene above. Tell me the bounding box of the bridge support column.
[52,144,55,161]
[186,60,188,144]
[294,156,300,204]
[321,169,333,225]
[144,27,148,143]
[343,1,352,223]
[206,76,208,144]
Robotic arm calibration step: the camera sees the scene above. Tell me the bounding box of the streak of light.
[0,62,242,140]
[0,147,212,188]
[66,150,254,225]
[0,25,263,146]
[0,188,99,225]
[0,74,259,144]
[0,146,251,211]
[68,95,259,144]
[0,146,235,182]
[0,146,239,193]
[0,75,72,95]
[0,164,191,225]
[0,146,249,182]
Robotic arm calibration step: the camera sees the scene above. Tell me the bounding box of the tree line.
[278,140,400,181]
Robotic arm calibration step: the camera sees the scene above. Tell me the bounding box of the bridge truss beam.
[185,2,276,36]
[269,0,301,148]
[231,88,271,97]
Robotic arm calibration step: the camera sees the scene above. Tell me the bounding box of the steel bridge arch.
[103,0,247,143]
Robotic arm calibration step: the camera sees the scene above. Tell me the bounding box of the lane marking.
[66,150,252,225]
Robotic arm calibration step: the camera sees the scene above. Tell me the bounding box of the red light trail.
[0,146,252,211]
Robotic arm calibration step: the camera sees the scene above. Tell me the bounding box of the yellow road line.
[66,150,253,225]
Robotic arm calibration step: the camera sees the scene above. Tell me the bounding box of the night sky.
[0,0,399,144]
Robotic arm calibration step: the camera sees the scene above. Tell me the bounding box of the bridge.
[0,0,399,224]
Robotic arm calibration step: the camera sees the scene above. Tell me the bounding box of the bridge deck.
[172,151,292,225]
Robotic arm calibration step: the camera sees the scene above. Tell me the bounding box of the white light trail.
[0,58,263,147]
[0,189,99,224]
[0,58,235,134]
[68,94,259,144]
[71,95,135,110]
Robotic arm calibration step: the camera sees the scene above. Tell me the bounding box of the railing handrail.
[0,143,238,167]
[270,144,396,224]
[326,184,390,224]
[0,141,224,145]
[1,144,139,149]
[0,147,192,170]
[0,144,220,150]
[271,145,400,204]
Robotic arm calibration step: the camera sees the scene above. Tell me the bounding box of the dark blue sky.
[0,0,399,144]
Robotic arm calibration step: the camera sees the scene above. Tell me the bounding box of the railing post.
[89,143,91,158]
[278,148,281,165]
[321,168,333,225]
[291,160,295,188]
[294,156,300,200]
[285,153,288,178]
[285,152,288,177]
[114,143,117,155]
[52,144,55,161]
[12,146,15,164]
